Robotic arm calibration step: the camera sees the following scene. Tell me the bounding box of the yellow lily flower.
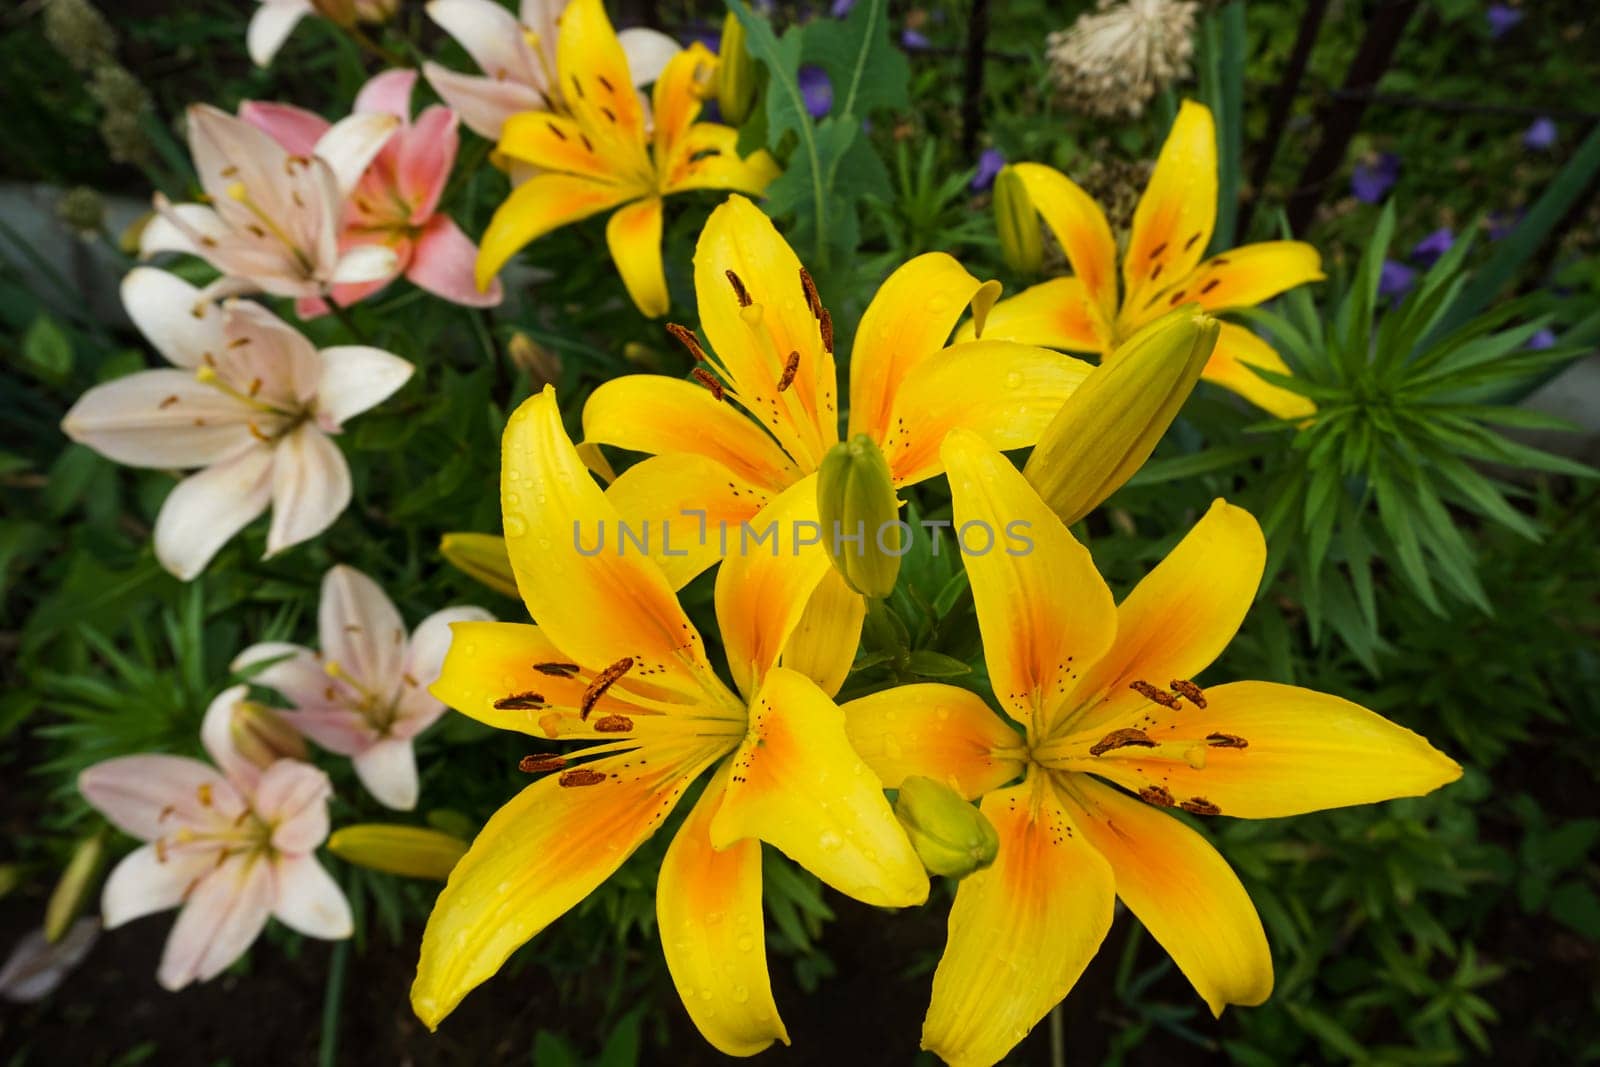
[412,386,928,1053]
[843,429,1463,1067]
[582,193,1094,587]
[968,100,1324,419]
[474,0,779,317]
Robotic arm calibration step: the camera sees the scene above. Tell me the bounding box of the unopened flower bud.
[309,0,358,26]
[56,187,106,237]
[717,12,758,126]
[230,701,309,768]
[328,824,469,881]
[439,533,519,598]
[44,831,105,943]
[353,0,397,23]
[1023,309,1217,524]
[816,434,902,598]
[507,332,563,391]
[894,777,998,879]
[994,165,1043,277]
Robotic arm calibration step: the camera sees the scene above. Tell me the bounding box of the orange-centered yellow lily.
[582,194,1093,587]
[970,100,1323,420]
[473,0,778,317]
[842,429,1462,1067]
[413,386,928,1054]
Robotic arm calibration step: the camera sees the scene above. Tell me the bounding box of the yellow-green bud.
[816,434,902,599]
[994,165,1043,277]
[1023,309,1217,525]
[717,12,758,126]
[439,533,519,599]
[327,824,469,881]
[353,0,397,22]
[230,701,309,768]
[45,831,105,943]
[894,777,998,879]
[507,332,562,391]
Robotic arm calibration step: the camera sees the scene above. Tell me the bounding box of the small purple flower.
[798,66,833,118]
[830,0,857,16]
[1524,117,1557,151]
[1486,4,1523,38]
[1526,327,1557,350]
[1379,260,1416,299]
[901,28,932,50]
[1411,227,1454,267]
[1351,153,1399,203]
[971,148,1005,192]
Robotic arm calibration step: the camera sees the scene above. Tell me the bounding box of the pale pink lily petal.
[60,369,256,469]
[617,27,682,85]
[355,68,418,120]
[256,760,334,852]
[427,0,543,89]
[328,234,409,309]
[120,268,223,369]
[200,685,261,793]
[158,856,274,991]
[188,105,303,224]
[0,920,99,1003]
[232,642,328,709]
[78,755,236,840]
[286,708,373,755]
[295,294,333,319]
[218,300,324,410]
[314,112,401,197]
[332,243,401,285]
[420,61,543,141]
[265,424,351,558]
[315,345,413,428]
[319,564,407,687]
[352,737,419,811]
[239,100,330,156]
[154,444,275,581]
[272,855,353,939]
[140,200,231,259]
[407,215,503,306]
[247,0,314,66]
[516,0,561,58]
[397,107,457,220]
[102,845,215,929]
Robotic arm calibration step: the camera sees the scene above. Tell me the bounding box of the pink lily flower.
[243,69,504,316]
[233,565,492,811]
[141,104,399,302]
[248,0,399,67]
[61,268,413,580]
[423,0,681,140]
[78,689,351,992]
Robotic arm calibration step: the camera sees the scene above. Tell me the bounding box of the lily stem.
[330,302,372,345]
[318,938,349,1067]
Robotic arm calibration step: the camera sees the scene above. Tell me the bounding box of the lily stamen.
[224,180,314,273]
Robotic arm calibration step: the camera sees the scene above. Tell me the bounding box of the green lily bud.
[894,776,999,879]
[45,831,105,943]
[440,532,519,599]
[230,700,309,768]
[716,11,758,126]
[994,165,1043,277]
[327,824,469,882]
[1023,309,1218,525]
[816,434,902,599]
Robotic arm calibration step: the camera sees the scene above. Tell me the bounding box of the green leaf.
[906,649,972,678]
[22,314,74,384]
[800,0,909,120]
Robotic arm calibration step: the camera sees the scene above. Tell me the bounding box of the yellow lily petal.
[476,174,636,291]
[556,0,650,173]
[1176,241,1325,314]
[606,196,669,318]
[956,276,1104,353]
[583,373,802,493]
[845,252,1000,442]
[921,777,1115,1067]
[778,568,866,699]
[605,453,772,590]
[882,339,1094,487]
[1058,774,1271,1016]
[1203,322,1316,420]
[713,475,831,700]
[1061,499,1264,737]
[438,532,518,598]
[412,741,723,1028]
[1069,681,1463,819]
[658,766,789,1057]
[841,683,1024,799]
[501,387,725,707]
[497,112,621,183]
[1011,162,1118,327]
[941,429,1116,737]
[694,195,835,470]
[1122,100,1217,320]
[662,124,780,196]
[652,43,714,165]
[710,666,929,908]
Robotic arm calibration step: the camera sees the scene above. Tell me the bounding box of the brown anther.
[158,804,176,822]
[776,350,800,392]
[493,691,547,711]
[1205,733,1248,749]
[691,368,725,401]
[403,672,420,687]
[154,838,169,863]
[798,267,823,318]
[159,394,180,409]
[558,768,607,787]
[593,714,634,733]
[227,337,251,348]
[220,165,239,178]
[199,236,218,248]
[1169,679,1207,708]
[248,377,263,397]
[819,308,834,353]
[1129,680,1180,708]
[546,121,568,141]
[1089,727,1157,756]
[533,661,581,677]
[196,783,214,807]
[191,305,208,320]
[665,323,708,362]
[1199,279,1221,295]
[518,754,567,773]
[725,269,752,307]
[581,656,634,719]
[1179,797,1221,816]
[1139,785,1175,807]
